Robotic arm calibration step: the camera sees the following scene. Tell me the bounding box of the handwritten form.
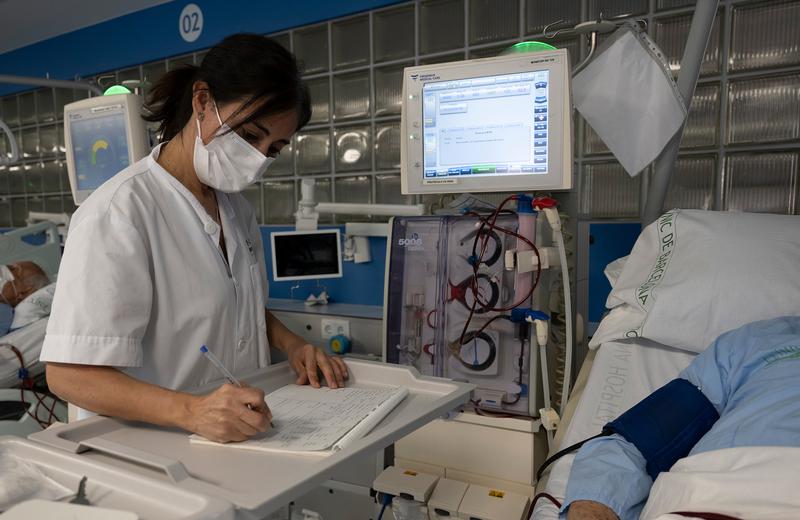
[191,384,409,455]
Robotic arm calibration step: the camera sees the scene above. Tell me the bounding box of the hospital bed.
[0,220,61,388]
[532,209,800,519]
[533,339,695,518]
[0,221,65,437]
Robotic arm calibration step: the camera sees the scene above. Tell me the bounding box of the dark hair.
[143,33,311,142]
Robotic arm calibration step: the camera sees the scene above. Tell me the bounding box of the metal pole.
[0,74,103,96]
[641,0,719,227]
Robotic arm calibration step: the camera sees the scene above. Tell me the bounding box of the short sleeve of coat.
[40,210,152,367]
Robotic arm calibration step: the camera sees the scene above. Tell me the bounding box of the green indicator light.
[501,41,558,55]
[103,85,132,96]
[472,165,496,174]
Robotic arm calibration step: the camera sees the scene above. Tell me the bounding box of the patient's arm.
[560,330,740,520]
[567,501,619,520]
[560,434,652,520]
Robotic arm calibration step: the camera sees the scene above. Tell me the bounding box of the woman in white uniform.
[41,34,348,443]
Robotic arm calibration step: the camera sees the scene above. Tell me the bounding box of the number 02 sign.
[179,4,203,43]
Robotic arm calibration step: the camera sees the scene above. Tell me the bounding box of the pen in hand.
[200,345,274,428]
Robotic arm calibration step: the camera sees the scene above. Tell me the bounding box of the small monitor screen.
[272,231,342,281]
[69,112,130,191]
[421,70,549,180]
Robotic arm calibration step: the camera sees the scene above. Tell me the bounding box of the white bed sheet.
[533,338,696,519]
[0,317,48,388]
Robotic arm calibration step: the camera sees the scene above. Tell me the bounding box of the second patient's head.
[0,261,50,307]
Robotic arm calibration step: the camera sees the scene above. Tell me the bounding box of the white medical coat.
[40,144,271,404]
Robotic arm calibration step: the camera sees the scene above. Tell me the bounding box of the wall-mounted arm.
[315,202,426,217]
[0,74,103,96]
[642,0,719,227]
[295,178,425,264]
[296,178,425,231]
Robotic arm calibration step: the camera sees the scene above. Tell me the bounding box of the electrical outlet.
[320,318,350,340]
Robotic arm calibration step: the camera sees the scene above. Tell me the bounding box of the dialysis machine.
[385,48,573,421]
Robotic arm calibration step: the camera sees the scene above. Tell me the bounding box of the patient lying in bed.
[0,261,50,334]
[562,316,800,520]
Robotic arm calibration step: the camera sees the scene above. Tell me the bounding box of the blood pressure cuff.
[602,378,719,481]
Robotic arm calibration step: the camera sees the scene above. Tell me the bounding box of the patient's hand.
[566,500,619,520]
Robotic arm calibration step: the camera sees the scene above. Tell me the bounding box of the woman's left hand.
[287,343,349,389]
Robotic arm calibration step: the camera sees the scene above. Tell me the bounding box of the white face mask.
[193,101,275,193]
[0,265,14,285]
[0,265,15,306]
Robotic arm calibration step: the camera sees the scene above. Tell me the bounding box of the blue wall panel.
[260,225,387,306]
[2,225,387,306]
[587,222,640,324]
[0,0,404,96]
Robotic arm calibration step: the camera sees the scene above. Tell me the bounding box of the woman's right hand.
[186,383,272,443]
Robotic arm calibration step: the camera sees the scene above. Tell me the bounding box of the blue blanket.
[0,303,12,336]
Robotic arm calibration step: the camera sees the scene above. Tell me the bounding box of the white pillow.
[10,283,57,331]
[604,255,629,288]
[590,209,800,353]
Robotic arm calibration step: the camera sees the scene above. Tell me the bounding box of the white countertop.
[268,298,383,320]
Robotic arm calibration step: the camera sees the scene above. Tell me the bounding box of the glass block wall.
[580,0,800,218]
[0,0,798,227]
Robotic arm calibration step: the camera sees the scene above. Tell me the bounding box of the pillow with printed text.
[10,283,57,331]
[590,209,800,353]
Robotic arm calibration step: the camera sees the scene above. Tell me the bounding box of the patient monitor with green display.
[64,92,150,205]
[400,48,573,195]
